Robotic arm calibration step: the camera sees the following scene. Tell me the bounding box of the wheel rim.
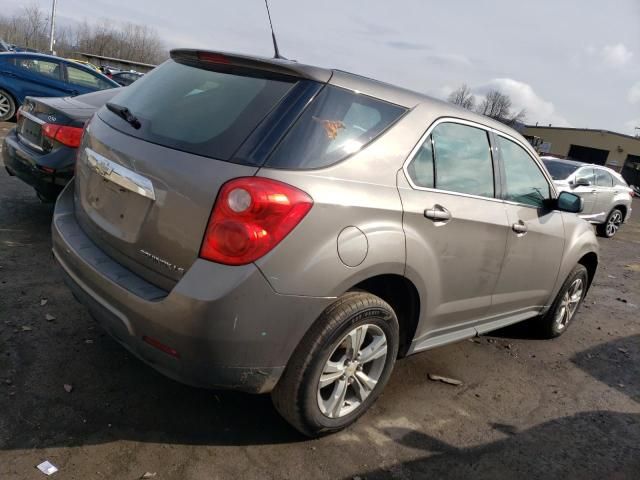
[0,93,10,117]
[554,278,584,330]
[317,323,388,419]
[606,211,622,237]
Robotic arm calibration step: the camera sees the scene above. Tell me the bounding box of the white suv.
[542,156,633,238]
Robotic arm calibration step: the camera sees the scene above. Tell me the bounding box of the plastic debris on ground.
[36,461,58,475]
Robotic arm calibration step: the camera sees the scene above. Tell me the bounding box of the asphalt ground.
[0,121,638,479]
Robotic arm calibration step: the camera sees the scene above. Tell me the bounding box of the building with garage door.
[522,125,640,187]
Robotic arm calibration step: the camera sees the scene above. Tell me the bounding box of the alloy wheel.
[0,92,10,117]
[317,323,388,419]
[606,211,622,237]
[554,278,584,331]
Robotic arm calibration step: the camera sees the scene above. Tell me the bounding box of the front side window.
[265,85,406,169]
[595,169,613,187]
[574,167,595,185]
[16,58,61,80]
[431,122,494,197]
[498,136,550,208]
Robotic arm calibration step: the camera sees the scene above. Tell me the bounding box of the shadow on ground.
[353,410,640,479]
[571,334,639,404]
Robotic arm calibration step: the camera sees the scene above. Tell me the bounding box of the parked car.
[99,65,121,77]
[0,52,119,121]
[68,59,101,72]
[52,49,598,437]
[110,71,143,86]
[2,88,120,201]
[542,156,633,238]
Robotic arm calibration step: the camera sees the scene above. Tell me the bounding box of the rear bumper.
[2,129,74,197]
[52,182,333,393]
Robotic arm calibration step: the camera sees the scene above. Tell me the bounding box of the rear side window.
[100,60,295,161]
[265,85,406,169]
[406,134,435,188]
[498,136,550,208]
[431,122,494,198]
[595,169,613,187]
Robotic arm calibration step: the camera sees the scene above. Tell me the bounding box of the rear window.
[99,60,295,161]
[265,85,406,169]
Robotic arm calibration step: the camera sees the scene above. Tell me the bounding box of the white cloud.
[473,78,571,127]
[628,82,640,104]
[586,43,633,67]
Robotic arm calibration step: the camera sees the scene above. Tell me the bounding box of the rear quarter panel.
[253,105,429,297]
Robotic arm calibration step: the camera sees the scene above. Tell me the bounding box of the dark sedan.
[3,88,119,201]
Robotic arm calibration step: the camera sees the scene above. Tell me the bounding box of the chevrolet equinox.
[52,49,599,436]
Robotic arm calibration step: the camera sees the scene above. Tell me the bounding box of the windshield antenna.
[264,0,287,60]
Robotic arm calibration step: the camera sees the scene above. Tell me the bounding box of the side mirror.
[574,177,591,187]
[556,191,584,213]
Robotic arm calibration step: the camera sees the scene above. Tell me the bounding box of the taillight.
[42,123,84,148]
[200,177,313,265]
[16,107,22,122]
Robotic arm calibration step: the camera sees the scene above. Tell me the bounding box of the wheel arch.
[351,274,421,357]
[577,251,598,290]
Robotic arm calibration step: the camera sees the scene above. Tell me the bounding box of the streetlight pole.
[48,0,57,55]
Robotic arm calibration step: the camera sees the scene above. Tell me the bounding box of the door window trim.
[403,117,517,203]
[493,131,557,209]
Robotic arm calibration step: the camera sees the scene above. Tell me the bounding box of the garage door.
[568,144,609,165]
[622,154,640,187]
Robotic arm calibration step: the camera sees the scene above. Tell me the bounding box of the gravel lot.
[1,120,639,479]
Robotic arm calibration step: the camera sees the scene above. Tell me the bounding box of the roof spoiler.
[169,49,331,83]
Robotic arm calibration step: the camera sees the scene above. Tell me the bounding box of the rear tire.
[0,89,16,122]
[272,291,399,437]
[596,208,623,238]
[537,264,589,338]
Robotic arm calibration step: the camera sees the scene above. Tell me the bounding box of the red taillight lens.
[42,123,84,148]
[200,177,313,265]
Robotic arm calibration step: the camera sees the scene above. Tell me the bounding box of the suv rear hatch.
[74,50,328,290]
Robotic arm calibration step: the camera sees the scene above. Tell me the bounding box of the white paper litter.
[36,461,58,475]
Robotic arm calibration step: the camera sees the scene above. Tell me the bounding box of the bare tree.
[447,84,475,110]
[0,6,167,64]
[476,89,526,126]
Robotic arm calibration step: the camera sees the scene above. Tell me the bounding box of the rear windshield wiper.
[106,102,141,129]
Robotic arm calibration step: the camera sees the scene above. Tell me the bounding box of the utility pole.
[48,0,57,55]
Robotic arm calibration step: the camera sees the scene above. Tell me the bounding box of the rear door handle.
[0,71,17,78]
[424,205,451,222]
[512,221,528,234]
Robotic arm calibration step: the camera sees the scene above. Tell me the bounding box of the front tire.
[272,292,399,437]
[0,89,16,122]
[596,208,623,238]
[538,264,589,338]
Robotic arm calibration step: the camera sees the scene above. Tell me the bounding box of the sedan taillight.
[200,177,313,265]
[42,123,84,148]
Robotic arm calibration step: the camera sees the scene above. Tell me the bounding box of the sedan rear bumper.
[2,129,74,197]
[52,182,334,393]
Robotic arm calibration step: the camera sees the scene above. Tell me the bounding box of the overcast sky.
[2,0,639,134]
